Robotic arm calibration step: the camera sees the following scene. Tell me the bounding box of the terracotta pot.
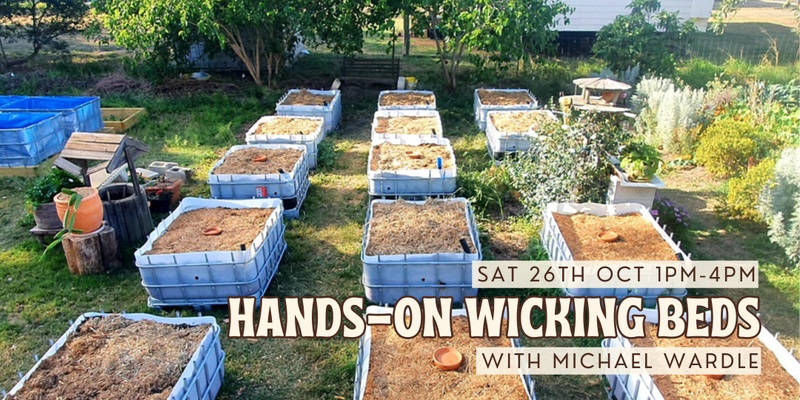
[145,179,183,206]
[32,202,63,230]
[433,348,463,371]
[705,374,725,380]
[54,187,104,233]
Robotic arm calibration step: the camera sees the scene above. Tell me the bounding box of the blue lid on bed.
[0,112,60,129]
[0,96,99,110]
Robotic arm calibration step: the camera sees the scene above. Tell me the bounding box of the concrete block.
[136,168,159,181]
[148,161,178,175]
[166,166,193,183]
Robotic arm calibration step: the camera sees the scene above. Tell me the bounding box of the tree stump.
[62,223,121,275]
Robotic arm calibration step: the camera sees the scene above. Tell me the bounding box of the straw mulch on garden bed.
[380,92,435,107]
[8,316,208,400]
[490,111,555,133]
[477,89,534,106]
[366,200,475,256]
[281,89,334,106]
[364,316,528,400]
[254,117,323,136]
[145,208,274,254]
[370,143,453,171]
[212,147,303,175]
[374,116,441,136]
[552,212,678,261]
[630,323,800,400]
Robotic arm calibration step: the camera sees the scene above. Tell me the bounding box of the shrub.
[678,58,724,89]
[757,148,800,265]
[725,158,776,221]
[25,168,83,208]
[633,76,706,154]
[458,166,513,216]
[650,194,691,245]
[504,113,629,214]
[695,118,760,178]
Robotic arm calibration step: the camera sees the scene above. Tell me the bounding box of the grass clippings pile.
[7,316,208,400]
[552,213,678,260]
[630,323,800,400]
[478,89,534,106]
[281,89,334,106]
[380,92,435,107]
[374,116,441,136]
[254,117,322,136]
[212,147,303,175]
[364,316,528,400]
[366,200,475,255]
[370,143,453,171]
[490,111,555,133]
[146,208,274,254]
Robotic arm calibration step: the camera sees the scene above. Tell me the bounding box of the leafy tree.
[592,0,696,76]
[709,0,747,34]
[412,0,571,89]
[0,0,89,68]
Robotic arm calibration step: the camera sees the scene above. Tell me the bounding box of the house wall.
[555,0,714,32]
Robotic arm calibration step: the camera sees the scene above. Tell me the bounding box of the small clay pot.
[433,348,463,371]
[705,374,725,380]
[597,230,619,243]
[252,155,268,162]
[202,227,223,236]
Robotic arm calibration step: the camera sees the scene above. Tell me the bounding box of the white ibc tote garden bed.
[474,88,538,131]
[208,143,309,200]
[360,198,481,305]
[244,115,325,169]
[603,308,800,400]
[541,202,688,306]
[276,89,341,134]
[371,109,443,141]
[134,198,286,308]
[377,90,437,111]
[4,312,224,400]
[367,137,457,197]
[484,109,558,155]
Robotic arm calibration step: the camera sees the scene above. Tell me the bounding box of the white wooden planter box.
[276,89,341,134]
[5,313,225,400]
[485,110,557,154]
[361,198,480,305]
[377,90,437,111]
[134,198,286,307]
[367,137,457,197]
[603,308,800,400]
[540,202,688,306]
[474,89,538,131]
[353,306,536,400]
[607,174,666,209]
[245,115,325,169]
[208,144,309,200]
[370,109,443,141]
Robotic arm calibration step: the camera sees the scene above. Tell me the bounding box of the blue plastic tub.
[0,95,28,107]
[0,113,65,167]
[0,96,103,137]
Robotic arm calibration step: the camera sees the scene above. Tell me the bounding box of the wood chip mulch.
[366,200,475,256]
[253,117,323,136]
[281,89,334,106]
[380,92,435,107]
[374,116,440,136]
[145,208,274,254]
[7,316,208,400]
[370,142,453,171]
[552,212,679,260]
[490,111,555,133]
[630,323,800,400]
[211,147,303,175]
[478,89,535,106]
[364,316,529,400]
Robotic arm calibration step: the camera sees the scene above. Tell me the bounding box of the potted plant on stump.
[607,142,665,209]
[25,169,82,235]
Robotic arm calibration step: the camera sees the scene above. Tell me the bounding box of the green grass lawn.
[0,33,798,400]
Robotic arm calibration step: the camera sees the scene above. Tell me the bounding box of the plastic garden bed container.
[0,95,28,107]
[208,144,309,200]
[473,89,538,131]
[485,110,557,154]
[276,89,342,134]
[360,198,481,305]
[603,308,800,400]
[0,96,103,137]
[134,198,286,307]
[282,172,310,219]
[377,90,437,111]
[607,174,666,210]
[245,115,325,169]
[370,109,443,141]
[353,306,536,400]
[540,202,688,306]
[4,312,225,400]
[0,113,65,168]
[367,137,457,197]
